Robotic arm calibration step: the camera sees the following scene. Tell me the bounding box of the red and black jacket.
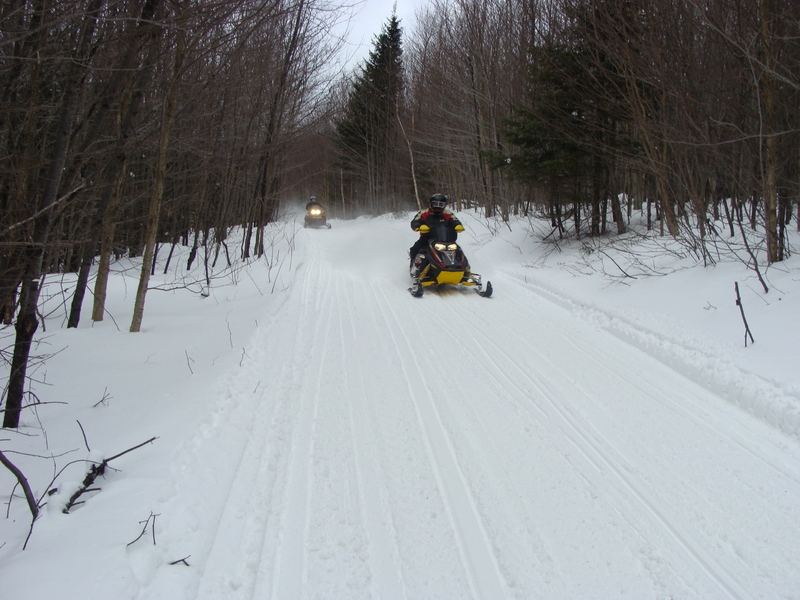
[411,209,462,236]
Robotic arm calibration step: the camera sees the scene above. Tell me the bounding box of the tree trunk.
[67,247,93,328]
[130,20,185,332]
[69,0,165,326]
[91,165,126,321]
[759,0,780,263]
[4,1,102,428]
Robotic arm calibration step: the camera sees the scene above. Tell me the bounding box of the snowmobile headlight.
[310,208,321,215]
[447,243,458,250]
[434,243,447,251]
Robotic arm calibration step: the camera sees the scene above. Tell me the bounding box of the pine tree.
[501,2,637,237]
[335,13,404,213]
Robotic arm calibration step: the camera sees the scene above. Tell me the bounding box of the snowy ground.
[2,208,799,599]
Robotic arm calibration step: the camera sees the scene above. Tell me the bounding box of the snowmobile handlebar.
[416,223,463,235]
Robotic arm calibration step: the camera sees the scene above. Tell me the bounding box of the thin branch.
[0,449,39,521]
[105,436,158,463]
[598,250,638,279]
[734,282,755,347]
[0,185,86,236]
[737,217,770,293]
[127,512,159,547]
[63,437,158,513]
[77,420,91,452]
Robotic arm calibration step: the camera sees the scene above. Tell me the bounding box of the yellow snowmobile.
[409,224,492,298]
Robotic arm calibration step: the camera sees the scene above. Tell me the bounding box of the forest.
[0,0,798,429]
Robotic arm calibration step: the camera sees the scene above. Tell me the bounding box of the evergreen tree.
[500,2,637,236]
[335,13,405,213]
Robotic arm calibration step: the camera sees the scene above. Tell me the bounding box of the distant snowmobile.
[304,202,331,228]
[409,223,492,298]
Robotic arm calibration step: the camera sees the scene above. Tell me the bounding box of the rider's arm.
[448,213,465,232]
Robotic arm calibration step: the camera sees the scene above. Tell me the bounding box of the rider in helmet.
[409,193,464,272]
[306,196,323,211]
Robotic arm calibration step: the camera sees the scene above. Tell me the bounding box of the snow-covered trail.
[138,215,800,600]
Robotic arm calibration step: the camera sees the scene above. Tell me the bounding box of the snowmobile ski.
[409,279,424,297]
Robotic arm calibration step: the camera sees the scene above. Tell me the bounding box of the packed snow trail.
[137,214,800,600]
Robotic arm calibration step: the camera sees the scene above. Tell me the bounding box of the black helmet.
[429,193,448,211]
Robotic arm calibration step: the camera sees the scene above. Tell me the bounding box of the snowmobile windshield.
[430,222,458,243]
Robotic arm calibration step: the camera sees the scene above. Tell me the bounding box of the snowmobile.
[304,206,331,228]
[409,223,492,298]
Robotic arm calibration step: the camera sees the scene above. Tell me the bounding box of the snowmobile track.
[337,280,408,597]
[438,276,782,599]
[374,284,508,599]
[132,216,800,600]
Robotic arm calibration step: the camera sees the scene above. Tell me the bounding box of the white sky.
[339,0,429,69]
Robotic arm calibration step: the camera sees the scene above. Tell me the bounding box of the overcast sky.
[339,0,429,69]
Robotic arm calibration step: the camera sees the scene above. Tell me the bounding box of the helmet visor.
[430,198,447,210]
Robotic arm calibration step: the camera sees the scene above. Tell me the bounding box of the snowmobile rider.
[409,193,464,270]
[306,196,324,212]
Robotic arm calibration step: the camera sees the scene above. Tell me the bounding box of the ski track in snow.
[135,216,800,600]
[373,284,508,599]
[447,278,800,598]
[447,290,742,597]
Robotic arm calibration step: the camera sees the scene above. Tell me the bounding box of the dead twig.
[0,400,68,414]
[77,420,91,452]
[127,512,159,547]
[736,218,769,294]
[0,449,39,521]
[185,350,194,375]
[225,312,233,348]
[734,282,755,347]
[598,250,637,279]
[106,436,158,463]
[94,388,112,408]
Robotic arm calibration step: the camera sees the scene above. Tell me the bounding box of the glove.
[418,224,430,233]
[454,224,464,232]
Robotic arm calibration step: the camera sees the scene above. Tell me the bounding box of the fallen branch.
[63,436,157,513]
[598,249,637,279]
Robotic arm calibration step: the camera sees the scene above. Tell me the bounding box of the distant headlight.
[447,243,458,250]
[434,243,447,251]
[310,208,322,215]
